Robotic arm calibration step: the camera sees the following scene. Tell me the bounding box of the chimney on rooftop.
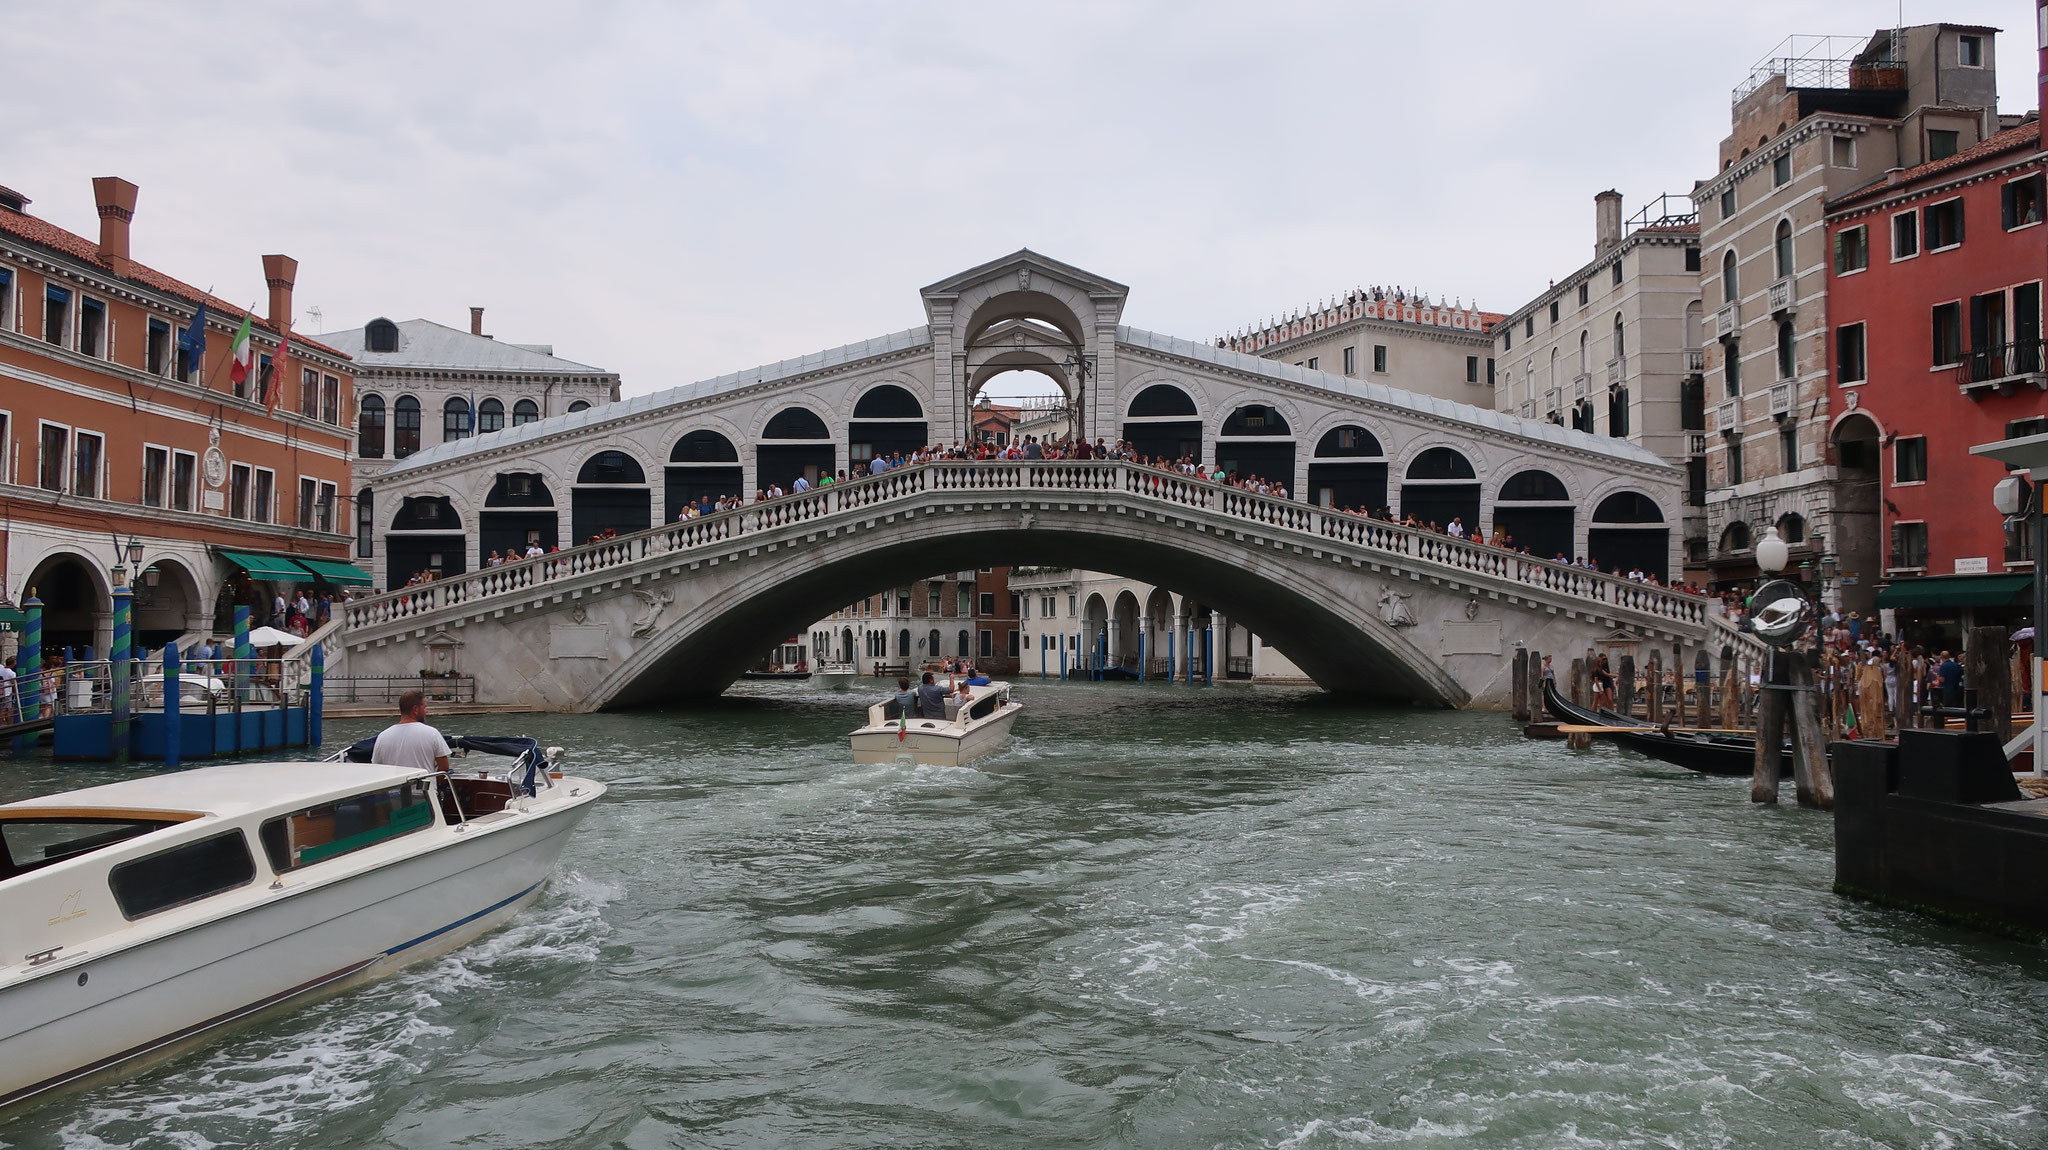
[1594,190,1623,257]
[92,177,138,270]
[470,306,485,336]
[262,254,297,334]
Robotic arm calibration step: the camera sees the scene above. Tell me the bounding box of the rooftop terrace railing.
[342,461,1707,635]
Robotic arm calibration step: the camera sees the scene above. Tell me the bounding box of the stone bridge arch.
[584,502,1468,709]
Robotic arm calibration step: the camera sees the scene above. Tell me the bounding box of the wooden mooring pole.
[1511,648,1530,722]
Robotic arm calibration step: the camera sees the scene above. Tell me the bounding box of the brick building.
[1824,117,2044,641]
[1691,25,2012,605]
[0,176,359,655]
[809,567,1019,677]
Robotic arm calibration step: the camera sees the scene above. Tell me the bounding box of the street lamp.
[1755,525,1789,575]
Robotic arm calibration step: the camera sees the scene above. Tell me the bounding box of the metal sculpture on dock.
[1749,526,1833,808]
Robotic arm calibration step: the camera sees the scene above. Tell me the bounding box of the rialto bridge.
[344,251,1708,708]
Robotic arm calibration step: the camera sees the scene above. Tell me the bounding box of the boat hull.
[850,706,1021,767]
[1542,680,1789,778]
[814,672,858,691]
[0,781,602,1111]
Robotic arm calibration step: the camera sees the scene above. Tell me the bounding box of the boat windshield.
[1,816,181,879]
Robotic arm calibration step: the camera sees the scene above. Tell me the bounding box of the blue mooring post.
[1039,636,1047,680]
[1096,632,1106,681]
[111,579,133,763]
[1138,629,1146,683]
[1204,625,1214,685]
[1059,635,1067,680]
[310,641,324,748]
[162,642,180,769]
[15,592,41,752]
[232,605,251,699]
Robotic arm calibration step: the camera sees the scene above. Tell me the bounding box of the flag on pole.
[227,313,255,391]
[177,303,208,377]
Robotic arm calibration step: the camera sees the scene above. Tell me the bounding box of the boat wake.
[26,876,613,1150]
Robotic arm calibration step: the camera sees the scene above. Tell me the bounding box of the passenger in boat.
[964,666,991,687]
[372,689,452,773]
[891,676,917,719]
[916,672,949,718]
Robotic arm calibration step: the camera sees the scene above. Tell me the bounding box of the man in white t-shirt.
[0,657,16,722]
[370,689,451,772]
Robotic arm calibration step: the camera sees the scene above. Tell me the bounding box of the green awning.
[217,549,316,582]
[294,557,374,586]
[1875,573,2033,609]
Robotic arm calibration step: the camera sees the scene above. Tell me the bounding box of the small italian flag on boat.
[226,314,255,389]
[898,714,908,741]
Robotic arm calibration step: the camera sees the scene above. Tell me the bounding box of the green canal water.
[3,681,2045,1148]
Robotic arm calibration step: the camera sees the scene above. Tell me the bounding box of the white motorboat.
[0,736,604,1112]
[849,680,1022,766]
[814,663,860,691]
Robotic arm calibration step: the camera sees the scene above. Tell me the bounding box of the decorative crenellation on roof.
[1217,287,1498,353]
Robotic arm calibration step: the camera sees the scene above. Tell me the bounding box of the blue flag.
[177,303,208,364]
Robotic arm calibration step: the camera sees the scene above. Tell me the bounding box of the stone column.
[1212,612,1228,679]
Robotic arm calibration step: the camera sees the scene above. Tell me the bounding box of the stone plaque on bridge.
[1438,621,1502,657]
[549,624,612,659]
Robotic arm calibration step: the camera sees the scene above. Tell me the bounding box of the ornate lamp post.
[1750,526,1832,807]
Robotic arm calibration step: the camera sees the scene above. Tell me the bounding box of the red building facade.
[1824,121,2045,632]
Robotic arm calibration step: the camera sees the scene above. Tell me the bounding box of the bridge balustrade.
[343,460,1705,634]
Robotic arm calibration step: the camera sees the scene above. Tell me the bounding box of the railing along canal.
[343,461,1707,633]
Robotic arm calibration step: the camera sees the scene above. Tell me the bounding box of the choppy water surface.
[3,681,2045,1148]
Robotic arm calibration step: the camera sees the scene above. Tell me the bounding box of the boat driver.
[916,671,950,718]
[373,689,452,773]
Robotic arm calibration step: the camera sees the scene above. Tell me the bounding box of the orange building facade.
[0,176,358,655]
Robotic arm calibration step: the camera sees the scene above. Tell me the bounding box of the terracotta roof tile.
[0,206,350,361]
[1831,121,2043,209]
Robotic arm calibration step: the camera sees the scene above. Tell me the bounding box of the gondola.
[740,669,811,681]
[1541,678,1790,778]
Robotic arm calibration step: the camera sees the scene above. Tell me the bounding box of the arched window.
[1405,447,1476,480]
[392,396,422,457]
[1578,331,1588,374]
[1719,521,1752,552]
[1594,492,1664,523]
[1777,512,1806,543]
[1499,470,1568,501]
[1221,405,1290,435]
[928,628,940,655]
[1613,314,1625,361]
[1777,321,1795,379]
[1127,384,1198,417]
[1722,250,1738,303]
[1608,386,1630,437]
[443,397,471,442]
[357,393,386,459]
[852,385,923,419]
[567,400,591,413]
[763,407,830,439]
[477,398,505,434]
[670,430,740,462]
[577,450,646,484]
[898,629,911,658]
[1774,220,1793,278]
[958,629,971,658]
[1314,425,1382,456]
[364,318,399,353]
[512,399,541,426]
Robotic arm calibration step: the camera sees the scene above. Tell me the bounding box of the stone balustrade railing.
[342,461,1706,634]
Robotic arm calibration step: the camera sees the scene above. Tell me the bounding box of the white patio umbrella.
[245,626,304,648]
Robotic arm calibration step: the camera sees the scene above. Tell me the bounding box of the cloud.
[7,0,2036,395]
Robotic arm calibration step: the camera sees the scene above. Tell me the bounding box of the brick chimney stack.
[1594,190,1623,257]
[92,177,138,271]
[263,254,297,334]
[470,306,485,336]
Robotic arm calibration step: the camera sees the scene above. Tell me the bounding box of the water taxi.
[850,680,1022,766]
[813,663,860,691]
[0,739,603,1111]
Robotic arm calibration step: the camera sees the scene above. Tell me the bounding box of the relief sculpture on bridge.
[1377,585,1417,629]
[630,589,675,637]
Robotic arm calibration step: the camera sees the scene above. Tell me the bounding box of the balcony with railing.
[1768,277,1795,315]
[1957,339,2047,396]
[1768,383,1794,417]
[1716,302,1738,337]
[1685,347,1705,373]
[1733,33,1902,105]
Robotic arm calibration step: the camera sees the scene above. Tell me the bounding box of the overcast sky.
[12,1,2040,399]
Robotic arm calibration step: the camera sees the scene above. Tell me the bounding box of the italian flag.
[227,314,255,389]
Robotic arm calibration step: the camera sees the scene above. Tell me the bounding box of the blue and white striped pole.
[111,578,132,762]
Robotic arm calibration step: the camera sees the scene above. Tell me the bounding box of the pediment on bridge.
[921,249,1129,332]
